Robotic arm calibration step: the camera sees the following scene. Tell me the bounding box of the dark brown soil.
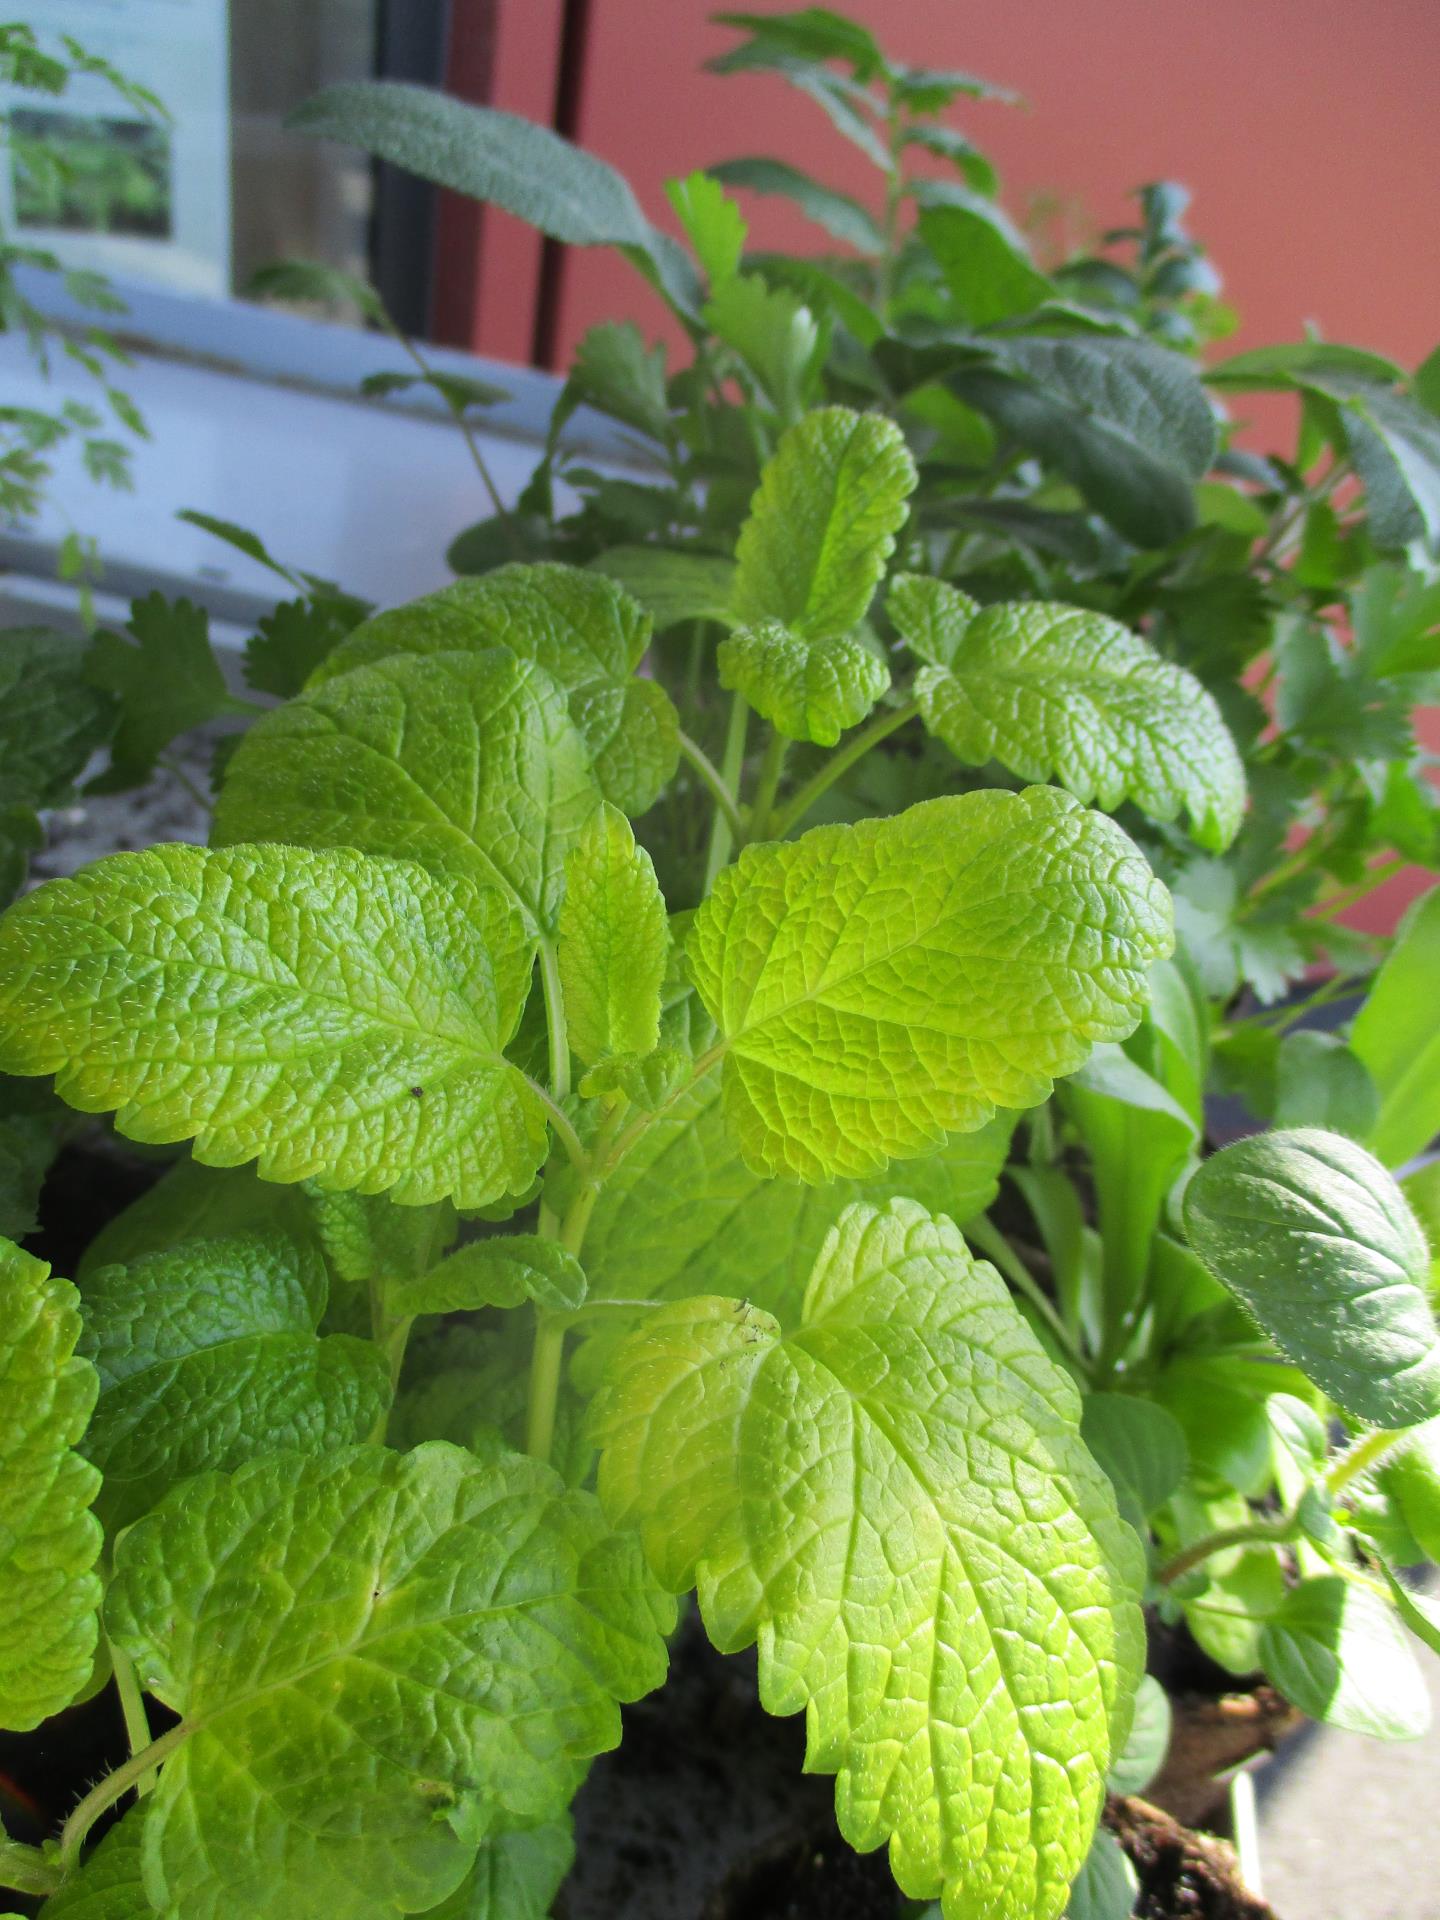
[1107,1797,1276,1920]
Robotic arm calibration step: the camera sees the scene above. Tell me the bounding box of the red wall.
[479,0,1440,387]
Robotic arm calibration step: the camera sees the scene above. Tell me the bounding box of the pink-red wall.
[474,0,1440,385]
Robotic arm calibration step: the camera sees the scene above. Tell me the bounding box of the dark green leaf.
[1260,1576,1429,1739]
[85,594,228,792]
[918,201,1050,328]
[243,592,371,700]
[710,155,883,253]
[289,83,701,320]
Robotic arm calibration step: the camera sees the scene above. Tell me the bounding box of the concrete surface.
[1255,1635,1440,1919]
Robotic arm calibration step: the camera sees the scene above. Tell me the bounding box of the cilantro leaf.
[686,788,1173,1180]
[718,618,889,744]
[0,1236,102,1731]
[243,592,371,699]
[107,1443,674,1919]
[0,628,114,900]
[309,562,678,815]
[731,406,917,637]
[592,1200,1144,1920]
[666,170,747,289]
[85,593,229,793]
[0,844,548,1208]
[77,1231,391,1528]
[1183,1128,1440,1426]
[215,648,600,938]
[890,578,1245,850]
[558,803,668,1066]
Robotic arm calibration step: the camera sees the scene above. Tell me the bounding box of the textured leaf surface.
[308,563,676,814]
[215,647,598,937]
[108,1443,675,1920]
[592,1201,1145,1920]
[1259,1576,1430,1739]
[891,579,1244,850]
[589,547,738,630]
[0,844,548,1208]
[731,407,918,637]
[558,804,668,1066]
[389,1233,586,1317]
[290,83,699,319]
[79,1156,321,1279]
[0,1237,102,1731]
[581,1061,1015,1322]
[1183,1129,1440,1426]
[718,619,889,744]
[78,1231,391,1528]
[950,336,1216,547]
[687,788,1173,1180]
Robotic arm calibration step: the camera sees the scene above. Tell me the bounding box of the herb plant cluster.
[4,11,1440,1920]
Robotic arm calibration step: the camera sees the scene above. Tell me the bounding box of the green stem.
[157,753,210,813]
[526,1182,601,1464]
[1327,1426,1404,1494]
[1154,1517,1297,1588]
[538,941,570,1103]
[110,1639,157,1794]
[769,698,920,840]
[965,1215,1090,1375]
[677,728,745,844]
[1311,857,1408,922]
[392,327,518,550]
[59,1723,190,1871]
[703,692,749,889]
[747,731,789,842]
[0,1837,63,1897]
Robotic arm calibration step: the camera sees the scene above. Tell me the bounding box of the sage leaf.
[107,1443,674,1920]
[289,83,701,320]
[687,787,1173,1181]
[592,1200,1144,1920]
[0,1236,102,1731]
[1183,1128,1440,1426]
[0,844,548,1209]
[711,155,884,253]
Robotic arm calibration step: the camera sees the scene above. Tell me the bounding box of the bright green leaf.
[388,1233,586,1317]
[77,1230,391,1529]
[892,579,1245,850]
[688,787,1173,1181]
[0,1236,102,1731]
[85,593,227,794]
[1351,885,1440,1167]
[592,1200,1145,1920]
[0,843,549,1209]
[1273,1029,1379,1138]
[214,646,599,938]
[1259,1576,1430,1739]
[78,1156,321,1279]
[309,562,677,815]
[570,321,670,442]
[665,170,746,288]
[558,803,668,1066]
[717,618,889,744]
[36,1807,150,1919]
[918,201,1051,328]
[1183,1128,1440,1426]
[731,406,917,637]
[109,1443,672,1920]
[305,1188,459,1287]
[705,271,821,420]
[1382,1566,1440,1659]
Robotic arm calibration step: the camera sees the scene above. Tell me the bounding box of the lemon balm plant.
[5,11,1440,1920]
